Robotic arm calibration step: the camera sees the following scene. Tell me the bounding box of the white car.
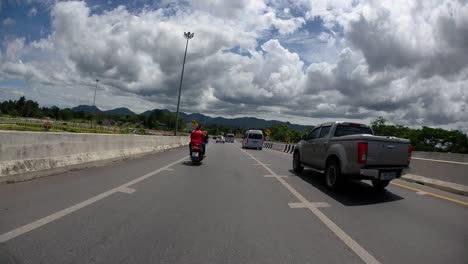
[216,136,225,143]
[242,130,264,149]
[226,133,235,143]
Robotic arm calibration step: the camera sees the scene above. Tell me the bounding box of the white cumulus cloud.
[2,18,16,25]
[0,0,467,132]
[28,7,38,17]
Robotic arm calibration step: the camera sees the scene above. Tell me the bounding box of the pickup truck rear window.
[334,125,373,137]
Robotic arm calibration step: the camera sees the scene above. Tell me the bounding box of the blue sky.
[0,1,140,42]
[1,1,50,42]
[0,0,467,132]
[1,0,328,64]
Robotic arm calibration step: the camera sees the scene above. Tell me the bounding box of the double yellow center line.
[390,182,468,206]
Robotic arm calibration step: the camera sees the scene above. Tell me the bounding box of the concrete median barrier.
[271,142,287,152]
[263,141,295,154]
[411,151,468,163]
[0,131,190,183]
[407,152,468,191]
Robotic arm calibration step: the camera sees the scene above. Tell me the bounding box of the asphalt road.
[1,142,467,264]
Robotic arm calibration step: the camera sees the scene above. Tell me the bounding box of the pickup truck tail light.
[407,145,413,165]
[357,142,368,164]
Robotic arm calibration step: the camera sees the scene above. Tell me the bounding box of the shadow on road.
[182,160,203,166]
[0,244,17,264]
[289,169,404,206]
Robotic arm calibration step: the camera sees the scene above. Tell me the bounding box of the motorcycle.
[190,143,204,165]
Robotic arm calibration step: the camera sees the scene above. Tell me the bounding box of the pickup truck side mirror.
[301,134,307,141]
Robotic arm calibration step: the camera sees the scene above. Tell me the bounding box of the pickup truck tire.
[293,152,304,173]
[325,160,342,190]
[371,179,390,190]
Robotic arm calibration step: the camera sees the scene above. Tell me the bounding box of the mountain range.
[72,105,309,130]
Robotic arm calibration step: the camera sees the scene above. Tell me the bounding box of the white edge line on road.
[264,175,290,178]
[411,157,468,165]
[239,147,381,264]
[0,154,189,243]
[264,148,292,156]
[119,187,136,194]
[288,202,330,208]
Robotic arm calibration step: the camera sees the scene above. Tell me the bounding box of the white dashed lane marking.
[239,146,381,264]
[0,154,189,243]
[288,202,331,208]
[264,175,291,178]
[119,187,136,194]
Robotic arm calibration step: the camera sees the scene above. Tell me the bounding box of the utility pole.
[174,32,194,136]
[92,79,99,129]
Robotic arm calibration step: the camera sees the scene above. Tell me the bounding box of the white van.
[242,130,264,150]
[226,133,235,143]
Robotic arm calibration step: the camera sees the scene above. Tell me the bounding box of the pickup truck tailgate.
[366,137,409,166]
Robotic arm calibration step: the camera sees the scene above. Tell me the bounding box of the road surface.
[1,142,467,264]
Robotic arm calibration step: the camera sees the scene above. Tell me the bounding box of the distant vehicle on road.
[293,121,412,190]
[242,130,263,150]
[226,133,235,143]
[216,136,225,143]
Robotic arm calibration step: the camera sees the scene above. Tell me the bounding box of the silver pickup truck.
[293,121,412,190]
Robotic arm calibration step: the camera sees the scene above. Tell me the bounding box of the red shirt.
[190,129,204,144]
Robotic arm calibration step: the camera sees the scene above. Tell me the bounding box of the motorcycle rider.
[190,124,206,156]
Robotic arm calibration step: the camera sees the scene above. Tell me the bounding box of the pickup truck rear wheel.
[371,179,390,190]
[325,160,342,190]
[293,152,304,173]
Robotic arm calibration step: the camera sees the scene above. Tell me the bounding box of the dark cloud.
[347,15,420,72]
[347,2,468,79]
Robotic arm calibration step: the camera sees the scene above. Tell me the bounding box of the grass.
[58,126,125,134]
[0,124,55,132]
[69,118,92,124]
[0,123,126,134]
[0,120,184,136]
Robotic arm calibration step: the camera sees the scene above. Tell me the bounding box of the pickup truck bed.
[293,122,412,190]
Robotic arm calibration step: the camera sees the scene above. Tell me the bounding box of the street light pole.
[92,79,99,129]
[175,32,194,136]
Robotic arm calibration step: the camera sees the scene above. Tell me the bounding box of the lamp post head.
[184,32,195,39]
